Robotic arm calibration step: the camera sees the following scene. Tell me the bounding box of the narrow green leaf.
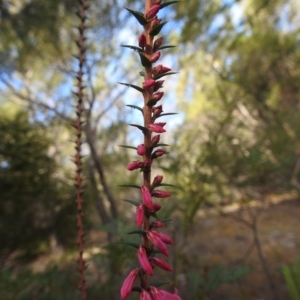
[121,44,144,52]
[123,199,141,206]
[149,21,168,37]
[125,8,148,25]
[158,183,176,187]
[118,145,137,150]
[151,281,171,287]
[160,218,172,223]
[156,112,179,119]
[127,229,145,235]
[154,143,170,147]
[157,45,177,50]
[120,241,139,249]
[139,53,152,68]
[118,82,145,93]
[160,1,179,9]
[154,72,178,80]
[119,184,141,189]
[130,124,148,133]
[126,104,143,113]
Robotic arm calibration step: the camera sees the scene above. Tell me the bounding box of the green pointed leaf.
[160,1,179,9]
[125,8,148,25]
[128,229,145,235]
[119,241,139,249]
[119,184,141,189]
[118,82,145,93]
[126,104,143,113]
[154,72,178,80]
[158,183,176,187]
[156,112,179,119]
[121,44,144,52]
[157,45,177,50]
[123,199,141,206]
[118,145,137,150]
[139,53,152,68]
[150,212,159,219]
[154,143,170,147]
[130,124,148,133]
[160,218,172,223]
[149,21,168,37]
[151,281,171,287]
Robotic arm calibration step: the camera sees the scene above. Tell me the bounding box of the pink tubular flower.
[147,231,169,256]
[150,220,165,228]
[159,288,182,300]
[152,175,163,186]
[153,231,173,245]
[152,203,161,212]
[138,34,146,48]
[145,5,161,20]
[120,268,139,299]
[150,257,172,272]
[137,144,146,156]
[148,123,166,133]
[140,289,152,300]
[151,135,160,146]
[138,246,153,276]
[150,286,163,300]
[141,186,153,210]
[152,92,164,101]
[150,51,161,63]
[151,149,167,159]
[153,80,164,92]
[143,79,156,89]
[153,65,172,76]
[136,204,144,227]
[153,37,163,51]
[127,160,144,171]
[151,189,171,198]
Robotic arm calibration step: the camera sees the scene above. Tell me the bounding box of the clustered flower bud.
[120,1,181,299]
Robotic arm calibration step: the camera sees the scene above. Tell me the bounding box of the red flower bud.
[140,289,152,300]
[152,189,171,198]
[143,79,156,89]
[151,135,160,146]
[150,17,162,28]
[152,175,163,186]
[137,144,146,156]
[152,92,164,101]
[120,268,139,299]
[141,186,153,210]
[153,231,173,244]
[152,203,161,212]
[147,231,169,256]
[145,5,160,20]
[150,220,164,228]
[150,51,161,63]
[152,105,163,118]
[151,148,167,159]
[150,257,172,272]
[136,204,144,227]
[153,65,171,76]
[138,246,153,276]
[138,34,146,48]
[153,80,164,92]
[127,160,144,171]
[148,123,166,133]
[153,37,163,51]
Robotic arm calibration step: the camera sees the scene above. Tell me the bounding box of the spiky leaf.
[120,242,139,249]
[127,229,145,235]
[149,21,168,37]
[123,199,141,206]
[130,124,148,133]
[125,8,148,25]
[119,82,145,93]
[160,1,179,9]
[151,281,171,287]
[156,112,179,119]
[157,45,177,50]
[119,184,141,189]
[154,72,178,80]
[118,145,137,150]
[121,44,144,52]
[158,183,176,187]
[126,104,143,113]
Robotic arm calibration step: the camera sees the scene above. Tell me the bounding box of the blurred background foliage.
[0,0,300,299]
